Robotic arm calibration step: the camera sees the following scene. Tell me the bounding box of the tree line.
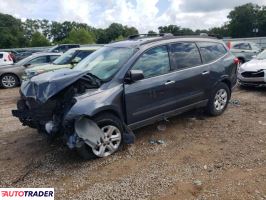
[0,3,266,48]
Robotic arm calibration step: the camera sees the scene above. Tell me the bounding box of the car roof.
[32,52,62,56]
[70,46,103,51]
[106,35,224,48]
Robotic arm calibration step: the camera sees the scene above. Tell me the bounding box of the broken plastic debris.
[149,139,165,145]
[157,140,165,144]
[193,180,203,186]
[258,121,266,126]
[157,124,166,131]
[229,99,240,106]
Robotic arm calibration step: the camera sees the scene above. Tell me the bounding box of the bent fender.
[74,118,105,149]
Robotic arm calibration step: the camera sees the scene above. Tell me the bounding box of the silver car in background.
[227,41,262,64]
[238,50,266,87]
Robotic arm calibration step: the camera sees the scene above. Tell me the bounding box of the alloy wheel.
[214,89,228,111]
[1,75,16,88]
[92,125,122,157]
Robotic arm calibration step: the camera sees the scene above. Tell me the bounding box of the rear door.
[197,41,231,89]
[168,42,209,106]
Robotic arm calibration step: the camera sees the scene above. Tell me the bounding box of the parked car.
[24,46,102,79]
[15,51,34,61]
[0,52,61,88]
[227,41,262,64]
[48,44,80,53]
[12,34,238,159]
[238,49,266,87]
[0,52,13,65]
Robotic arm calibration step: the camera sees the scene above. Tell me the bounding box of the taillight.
[234,58,239,65]
[227,41,231,49]
[8,54,12,61]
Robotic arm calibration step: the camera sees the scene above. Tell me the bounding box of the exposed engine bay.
[12,69,108,150]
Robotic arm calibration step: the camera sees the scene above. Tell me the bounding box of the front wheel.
[76,113,123,160]
[206,82,230,116]
[0,74,19,88]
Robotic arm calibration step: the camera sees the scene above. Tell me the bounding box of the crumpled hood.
[21,68,88,103]
[240,59,266,72]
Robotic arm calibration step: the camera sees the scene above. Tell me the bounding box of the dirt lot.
[0,87,266,199]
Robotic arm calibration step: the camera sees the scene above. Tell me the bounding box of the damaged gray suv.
[12,34,238,159]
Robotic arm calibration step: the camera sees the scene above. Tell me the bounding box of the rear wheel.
[0,74,19,88]
[76,113,123,160]
[206,82,230,116]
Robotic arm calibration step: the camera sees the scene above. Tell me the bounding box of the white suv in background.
[227,41,262,64]
[0,52,13,65]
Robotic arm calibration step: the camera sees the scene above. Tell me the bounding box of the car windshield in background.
[74,47,135,80]
[53,49,76,65]
[256,50,266,60]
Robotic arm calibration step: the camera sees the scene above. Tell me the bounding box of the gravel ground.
[0,87,266,199]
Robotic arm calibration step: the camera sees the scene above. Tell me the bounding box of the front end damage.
[12,69,132,152]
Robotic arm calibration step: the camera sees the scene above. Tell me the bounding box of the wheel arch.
[237,56,245,63]
[91,108,124,122]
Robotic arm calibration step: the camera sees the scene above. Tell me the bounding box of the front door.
[124,45,177,125]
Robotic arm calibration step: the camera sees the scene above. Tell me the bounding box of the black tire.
[0,73,19,89]
[76,113,123,160]
[206,82,231,116]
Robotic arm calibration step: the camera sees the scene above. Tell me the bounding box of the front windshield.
[74,47,135,80]
[53,49,76,65]
[256,50,266,60]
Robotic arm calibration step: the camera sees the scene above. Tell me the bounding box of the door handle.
[164,80,175,85]
[202,71,210,75]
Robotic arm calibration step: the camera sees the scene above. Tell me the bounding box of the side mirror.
[125,70,144,83]
[252,55,257,59]
[53,50,59,53]
[71,57,81,65]
[23,63,31,67]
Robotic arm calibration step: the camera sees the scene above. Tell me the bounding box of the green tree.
[158,25,194,36]
[30,32,50,47]
[62,28,95,44]
[147,30,157,35]
[123,26,138,37]
[0,13,28,48]
[228,3,259,38]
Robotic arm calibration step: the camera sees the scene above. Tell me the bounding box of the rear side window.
[28,56,48,64]
[132,46,170,78]
[197,42,227,64]
[0,54,3,59]
[233,43,251,50]
[170,42,202,70]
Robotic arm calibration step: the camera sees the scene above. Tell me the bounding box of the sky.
[0,0,266,32]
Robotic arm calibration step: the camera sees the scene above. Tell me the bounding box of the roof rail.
[127,33,173,40]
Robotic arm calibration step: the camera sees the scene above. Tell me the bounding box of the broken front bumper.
[237,70,266,86]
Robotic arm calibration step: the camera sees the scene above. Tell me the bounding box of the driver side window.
[132,46,170,78]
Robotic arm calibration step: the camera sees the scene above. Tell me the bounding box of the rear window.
[233,43,251,50]
[170,42,202,70]
[0,54,3,59]
[197,42,227,64]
